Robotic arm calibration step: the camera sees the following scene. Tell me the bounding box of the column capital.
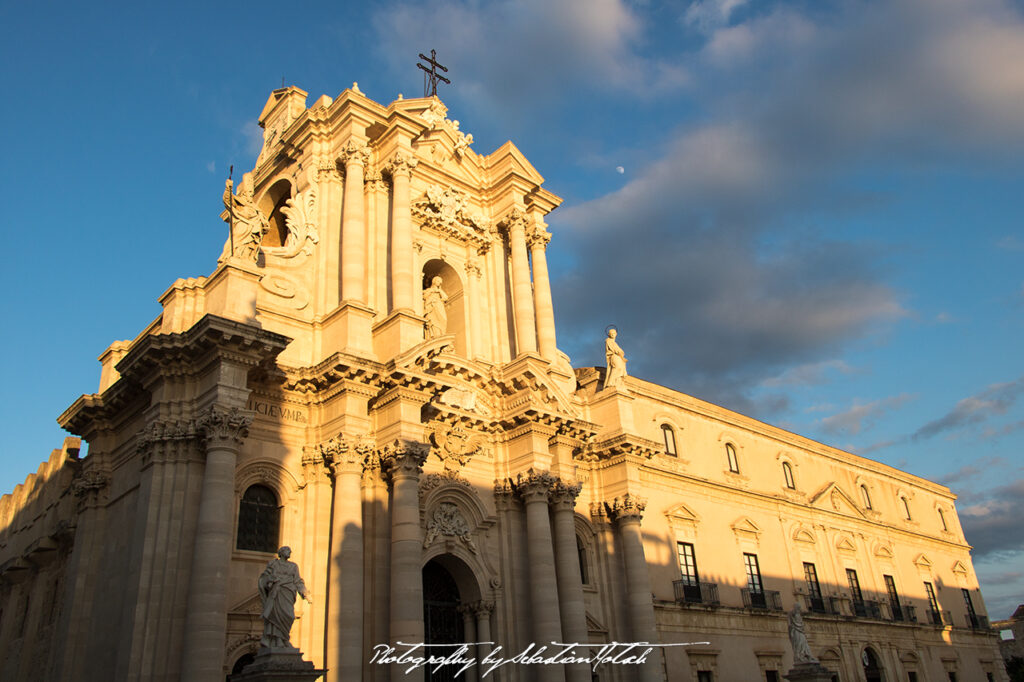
[196,406,252,449]
[338,139,371,167]
[513,469,557,504]
[300,447,330,485]
[472,600,495,617]
[550,480,583,510]
[527,224,551,248]
[385,151,419,178]
[316,157,342,182]
[72,468,111,511]
[499,208,528,236]
[493,480,517,511]
[608,493,647,522]
[381,439,430,479]
[317,434,376,476]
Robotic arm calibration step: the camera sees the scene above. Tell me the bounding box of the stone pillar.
[517,471,565,682]
[550,482,590,682]
[612,495,661,682]
[528,226,558,363]
[503,210,538,356]
[474,601,495,680]
[465,257,483,359]
[317,159,343,311]
[383,440,430,682]
[181,407,252,682]
[321,436,369,682]
[458,605,479,682]
[340,140,371,304]
[387,152,418,312]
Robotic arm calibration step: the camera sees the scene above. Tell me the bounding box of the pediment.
[835,535,857,553]
[732,517,762,536]
[809,482,867,519]
[586,611,608,634]
[913,553,932,568]
[873,543,895,559]
[665,502,700,523]
[229,592,263,616]
[951,560,968,575]
[793,527,816,544]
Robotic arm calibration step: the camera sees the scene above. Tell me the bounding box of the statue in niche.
[604,327,628,389]
[423,276,448,339]
[788,602,818,664]
[220,172,269,264]
[257,546,312,649]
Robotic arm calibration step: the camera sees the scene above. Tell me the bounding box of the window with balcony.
[847,568,865,616]
[884,575,902,621]
[925,581,943,625]
[804,562,824,612]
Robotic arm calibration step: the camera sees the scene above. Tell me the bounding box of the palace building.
[0,85,1008,682]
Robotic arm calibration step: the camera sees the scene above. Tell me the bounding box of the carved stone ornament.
[514,470,557,503]
[300,447,329,485]
[419,101,448,129]
[338,139,371,168]
[550,481,583,509]
[429,423,483,472]
[386,151,419,178]
[453,130,474,159]
[499,208,529,236]
[420,470,473,497]
[317,434,375,475]
[197,407,252,449]
[527,224,552,248]
[609,493,647,521]
[412,185,490,250]
[423,502,478,554]
[380,440,430,478]
[268,168,319,259]
[220,173,268,265]
[437,387,481,414]
[72,469,111,510]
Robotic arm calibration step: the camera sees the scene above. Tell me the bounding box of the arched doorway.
[423,559,464,682]
[862,646,885,682]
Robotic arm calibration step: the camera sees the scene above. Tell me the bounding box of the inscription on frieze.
[246,398,308,424]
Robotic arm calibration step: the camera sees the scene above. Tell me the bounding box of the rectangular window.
[766,671,779,682]
[884,575,902,621]
[962,588,976,617]
[745,553,763,593]
[804,562,823,611]
[726,443,739,473]
[677,542,700,586]
[697,672,714,682]
[846,569,863,603]
[925,582,940,612]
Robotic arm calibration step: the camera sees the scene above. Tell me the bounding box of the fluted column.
[387,152,418,312]
[321,435,370,682]
[340,140,371,304]
[180,407,251,682]
[465,257,483,358]
[383,440,430,682]
[612,495,661,682]
[528,226,558,362]
[550,482,590,682]
[517,471,565,682]
[503,210,538,356]
[474,601,495,679]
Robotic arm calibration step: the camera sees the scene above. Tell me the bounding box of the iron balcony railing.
[672,580,720,606]
[886,602,916,623]
[851,599,883,619]
[741,588,783,611]
[801,594,841,615]
[966,614,989,630]
[927,609,952,626]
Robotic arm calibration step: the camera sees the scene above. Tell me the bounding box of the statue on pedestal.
[604,328,628,389]
[258,546,312,649]
[423,276,448,338]
[221,172,269,264]
[788,603,818,664]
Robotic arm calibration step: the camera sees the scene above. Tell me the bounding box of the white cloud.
[819,394,916,436]
[761,359,856,388]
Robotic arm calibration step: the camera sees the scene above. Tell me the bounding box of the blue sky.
[1,0,1021,618]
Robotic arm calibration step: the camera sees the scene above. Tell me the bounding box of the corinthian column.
[528,226,558,363]
[550,482,590,682]
[503,210,538,356]
[321,435,369,682]
[383,440,430,682]
[180,407,251,682]
[516,471,565,682]
[339,140,371,304]
[387,152,418,312]
[612,495,661,682]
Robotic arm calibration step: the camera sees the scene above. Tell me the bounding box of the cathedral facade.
[0,85,1007,682]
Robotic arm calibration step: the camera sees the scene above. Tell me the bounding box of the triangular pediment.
[731,517,762,535]
[665,502,700,523]
[913,553,933,568]
[229,592,263,616]
[835,535,857,553]
[809,482,867,519]
[951,560,968,575]
[585,611,608,634]
[873,543,895,559]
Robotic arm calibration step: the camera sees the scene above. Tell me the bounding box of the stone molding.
[337,139,371,167]
[315,157,341,182]
[380,440,430,479]
[427,422,483,472]
[549,481,583,510]
[315,433,375,476]
[412,184,489,251]
[385,151,418,179]
[423,502,478,553]
[608,493,647,522]
[71,469,111,511]
[420,470,473,498]
[526,224,551,248]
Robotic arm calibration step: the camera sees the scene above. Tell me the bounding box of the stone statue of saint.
[604,328,628,389]
[423,276,448,339]
[220,172,269,264]
[258,546,312,649]
[788,602,818,664]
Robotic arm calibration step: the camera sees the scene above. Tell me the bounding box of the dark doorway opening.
[423,559,465,682]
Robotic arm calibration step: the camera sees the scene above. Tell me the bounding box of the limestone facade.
[0,85,1008,682]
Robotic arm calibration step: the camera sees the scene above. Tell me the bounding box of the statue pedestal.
[231,647,325,682]
[784,662,836,682]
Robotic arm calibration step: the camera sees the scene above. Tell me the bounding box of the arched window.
[237,484,280,552]
[901,496,912,521]
[726,443,739,473]
[661,424,677,456]
[782,461,795,489]
[860,484,872,510]
[576,536,589,584]
[938,507,948,531]
[259,179,293,248]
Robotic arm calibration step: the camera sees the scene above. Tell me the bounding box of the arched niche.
[422,259,467,357]
[258,178,292,247]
